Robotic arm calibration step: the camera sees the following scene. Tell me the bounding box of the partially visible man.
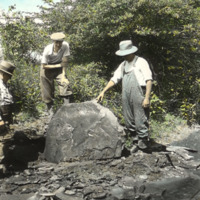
[0,60,15,171]
[40,32,71,115]
[97,40,153,151]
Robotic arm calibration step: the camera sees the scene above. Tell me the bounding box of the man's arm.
[60,56,69,85]
[142,80,152,108]
[96,80,115,102]
[61,56,68,76]
[42,63,62,69]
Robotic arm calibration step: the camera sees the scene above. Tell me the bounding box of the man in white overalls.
[97,40,152,151]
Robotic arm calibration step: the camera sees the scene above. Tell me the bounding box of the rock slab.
[172,130,200,160]
[44,101,124,163]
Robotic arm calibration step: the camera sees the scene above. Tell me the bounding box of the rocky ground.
[0,114,200,200]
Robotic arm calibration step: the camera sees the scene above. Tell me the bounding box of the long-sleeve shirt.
[111,56,152,86]
[0,79,13,120]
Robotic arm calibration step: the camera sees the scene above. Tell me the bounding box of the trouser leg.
[40,68,55,104]
[122,92,138,142]
[0,131,12,173]
[133,95,149,150]
[135,87,149,139]
[122,71,150,150]
[0,105,13,125]
[123,90,149,139]
[134,105,149,139]
[0,134,6,173]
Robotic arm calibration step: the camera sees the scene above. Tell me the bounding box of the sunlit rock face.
[44,101,124,163]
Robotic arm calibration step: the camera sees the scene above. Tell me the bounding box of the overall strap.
[121,56,138,78]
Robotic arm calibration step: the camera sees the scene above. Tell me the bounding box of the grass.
[150,113,194,145]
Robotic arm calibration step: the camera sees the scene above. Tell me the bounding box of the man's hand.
[61,76,69,86]
[142,98,150,108]
[95,80,115,103]
[0,120,5,127]
[96,91,105,103]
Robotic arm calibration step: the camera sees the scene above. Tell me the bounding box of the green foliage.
[180,98,199,125]
[0,10,48,115]
[67,62,123,122]
[38,0,200,124]
[150,113,189,141]
[0,11,47,62]
[9,61,41,115]
[150,92,166,121]
[0,0,199,125]
[67,62,107,102]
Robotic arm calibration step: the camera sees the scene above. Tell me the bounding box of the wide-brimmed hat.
[50,32,65,41]
[115,40,138,56]
[0,60,15,76]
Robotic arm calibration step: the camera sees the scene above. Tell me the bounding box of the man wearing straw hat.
[97,40,152,152]
[40,32,72,116]
[0,60,15,172]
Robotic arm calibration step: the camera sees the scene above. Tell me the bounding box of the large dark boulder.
[44,101,124,163]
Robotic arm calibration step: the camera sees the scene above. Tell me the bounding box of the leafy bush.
[9,61,41,116]
[67,62,124,122]
[0,10,48,116]
[150,92,166,121]
[39,0,200,124]
[0,0,199,125]
[150,113,190,143]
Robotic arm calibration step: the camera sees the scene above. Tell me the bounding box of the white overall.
[122,61,149,139]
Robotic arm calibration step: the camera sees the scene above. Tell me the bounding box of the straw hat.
[0,61,15,76]
[50,32,65,41]
[115,40,138,56]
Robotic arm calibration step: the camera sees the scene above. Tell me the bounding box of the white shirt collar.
[49,43,63,55]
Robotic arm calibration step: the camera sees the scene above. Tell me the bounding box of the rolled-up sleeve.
[41,47,49,64]
[63,42,70,57]
[139,58,152,82]
[110,63,123,84]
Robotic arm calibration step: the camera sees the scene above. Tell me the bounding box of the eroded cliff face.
[0,101,200,200]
